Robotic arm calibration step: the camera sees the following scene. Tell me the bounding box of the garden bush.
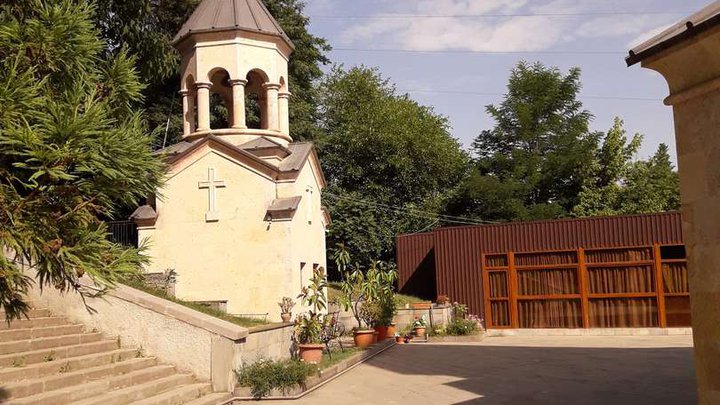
[445,318,479,336]
[236,358,316,399]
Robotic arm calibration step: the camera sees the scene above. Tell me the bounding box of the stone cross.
[198,168,226,222]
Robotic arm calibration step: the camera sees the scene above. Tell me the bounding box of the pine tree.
[0,0,165,320]
[620,143,680,213]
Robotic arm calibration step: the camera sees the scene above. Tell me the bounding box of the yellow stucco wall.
[139,143,326,321]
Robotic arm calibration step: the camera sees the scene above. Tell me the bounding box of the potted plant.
[412,316,427,338]
[278,296,295,323]
[394,333,404,344]
[333,244,375,348]
[294,267,329,363]
[436,294,451,306]
[367,261,398,341]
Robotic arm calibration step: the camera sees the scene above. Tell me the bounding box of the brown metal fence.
[397,212,687,328]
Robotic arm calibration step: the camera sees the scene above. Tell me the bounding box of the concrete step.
[0,324,84,342]
[0,332,103,355]
[4,356,158,399]
[73,373,195,405]
[8,364,177,405]
[132,383,214,405]
[184,392,234,405]
[0,347,135,382]
[0,339,119,367]
[0,308,51,321]
[0,317,69,331]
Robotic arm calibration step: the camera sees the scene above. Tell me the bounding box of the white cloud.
[338,0,683,52]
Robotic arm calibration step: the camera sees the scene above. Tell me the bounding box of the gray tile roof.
[279,142,313,172]
[627,1,720,66]
[173,0,292,47]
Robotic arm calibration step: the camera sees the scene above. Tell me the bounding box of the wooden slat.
[514,263,579,270]
[481,254,494,327]
[587,292,657,299]
[508,252,519,328]
[516,294,581,300]
[654,244,667,327]
[585,261,654,268]
[578,248,590,328]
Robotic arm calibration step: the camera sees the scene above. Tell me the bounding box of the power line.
[313,11,691,19]
[323,191,497,225]
[331,47,625,55]
[399,88,661,102]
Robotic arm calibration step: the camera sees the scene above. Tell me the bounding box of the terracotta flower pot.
[395,336,404,344]
[372,331,379,344]
[280,313,292,323]
[374,325,389,341]
[386,324,396,338]
[414,327,426,338]
[298,343,324,364]
[354,330,375,348]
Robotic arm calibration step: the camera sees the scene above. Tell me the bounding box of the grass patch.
[319,346,363,369]
[122,278,268,328]
[394,293,425,308]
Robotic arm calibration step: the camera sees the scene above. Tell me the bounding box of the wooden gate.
[482,244,690,329]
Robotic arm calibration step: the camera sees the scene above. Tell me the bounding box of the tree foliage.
[318,66,468,264]
[92,0,330,147]
[449,62,598,222]
[0,0,165,320]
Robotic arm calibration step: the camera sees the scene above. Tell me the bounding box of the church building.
[131,0,329,321]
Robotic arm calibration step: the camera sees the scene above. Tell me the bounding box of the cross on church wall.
[198,168,226,222]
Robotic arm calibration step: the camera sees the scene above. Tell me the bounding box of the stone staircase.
[0,307,232,404]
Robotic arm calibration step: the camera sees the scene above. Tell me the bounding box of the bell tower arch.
[173,0,294,146]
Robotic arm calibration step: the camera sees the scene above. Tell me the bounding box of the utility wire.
[323,191,497,225]
[313,11,691,19]
[399,88,661,102]
[331,48,626,55]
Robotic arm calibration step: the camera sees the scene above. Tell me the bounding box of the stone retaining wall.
[330,303,453,333]
[27,279,295,393]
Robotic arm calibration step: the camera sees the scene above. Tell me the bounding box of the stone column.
[263,83,281,131]
[195,82,212,132]
[229,79,247,129]
[278,91,291,136]
[179,90,196,137]
[635,26,720,405]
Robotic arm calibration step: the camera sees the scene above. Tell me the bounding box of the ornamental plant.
[0,0,165,320]
[278,297,295,314]
[294,267,328,344]
[412,316,427,328]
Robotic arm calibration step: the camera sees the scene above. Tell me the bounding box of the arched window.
[245,69,269,129]
[208,68,232,129]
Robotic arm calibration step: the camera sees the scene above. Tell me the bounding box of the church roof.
[173,0,293,47]
[627,2,720,66]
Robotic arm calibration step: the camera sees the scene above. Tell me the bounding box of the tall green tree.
[620,143,680,214]
[0,0,165,319]
[449,61,598,221]
[318,66,468,264]
[92,0,330,147]
[573,118,643,216]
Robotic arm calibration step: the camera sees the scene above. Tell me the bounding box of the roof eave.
[172,26,295,50]
[626,12,720,66]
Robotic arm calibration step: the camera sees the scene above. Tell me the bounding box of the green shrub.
[445,318,478,336]
[236,358,316,399]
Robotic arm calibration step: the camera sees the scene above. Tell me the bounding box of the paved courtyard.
[278,335,696,405]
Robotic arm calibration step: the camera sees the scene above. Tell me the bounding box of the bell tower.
[173,0,294,146]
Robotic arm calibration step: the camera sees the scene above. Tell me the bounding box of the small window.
[660,245,686,260]
[300,262,306,289]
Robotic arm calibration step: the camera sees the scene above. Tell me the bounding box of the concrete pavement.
[275,335,696,404]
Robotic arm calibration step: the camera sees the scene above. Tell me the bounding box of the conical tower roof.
[173,0,292,48]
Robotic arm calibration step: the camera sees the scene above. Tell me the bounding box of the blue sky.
[303,0,710,163]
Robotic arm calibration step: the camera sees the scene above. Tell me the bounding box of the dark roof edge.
[172,26,295,49]
[626,12,720,66]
